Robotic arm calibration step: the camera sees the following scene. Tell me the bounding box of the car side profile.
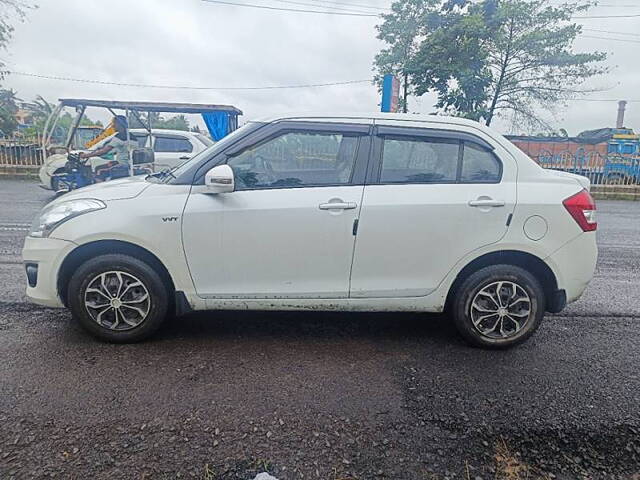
[23,113,598,348]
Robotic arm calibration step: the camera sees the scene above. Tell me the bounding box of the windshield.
[162,122,264,184]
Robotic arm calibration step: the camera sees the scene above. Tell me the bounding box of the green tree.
[0,1,36,78]
[0,87,20,134]
[373,0,438,113]
[128,112,190,131]
[377,0,607,129]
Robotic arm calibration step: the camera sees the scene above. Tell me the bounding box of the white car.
[23,113,597,348]
[38,129,213,190]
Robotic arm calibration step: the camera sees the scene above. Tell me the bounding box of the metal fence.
[0,135,44,167]
[531,150,640,186]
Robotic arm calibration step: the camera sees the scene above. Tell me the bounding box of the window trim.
[368,126,503,185]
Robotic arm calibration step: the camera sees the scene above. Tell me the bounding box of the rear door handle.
[319,202,357,210]
[468,199,506,208]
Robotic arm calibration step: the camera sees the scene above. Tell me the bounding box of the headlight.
[30,199,106,238]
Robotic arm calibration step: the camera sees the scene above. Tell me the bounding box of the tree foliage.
[128,112,190,131]
[375,0,607,129]
[0,1,35,77]
[0,87,19,134]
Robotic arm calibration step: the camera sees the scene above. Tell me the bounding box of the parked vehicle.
[50,151,155,193]
[39,129,213,191]
[23,113,598,348]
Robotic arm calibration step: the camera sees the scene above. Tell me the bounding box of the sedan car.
[23,113,597,348]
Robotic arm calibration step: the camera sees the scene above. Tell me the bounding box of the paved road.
[1,179,639,479]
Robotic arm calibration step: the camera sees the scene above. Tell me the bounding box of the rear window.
[378,136,502,184]
[154,136,193,153]
[460,143,502,183]
[381,137,458,183]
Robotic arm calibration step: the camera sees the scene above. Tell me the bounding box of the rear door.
[349,124,517,298]
[153,134,194,170]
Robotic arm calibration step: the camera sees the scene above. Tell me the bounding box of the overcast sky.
[3,0,639,135]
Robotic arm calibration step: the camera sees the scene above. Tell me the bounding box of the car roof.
[129,129,198,136]
[254,112,485,129]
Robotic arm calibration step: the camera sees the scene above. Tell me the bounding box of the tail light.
[563,189,597,232]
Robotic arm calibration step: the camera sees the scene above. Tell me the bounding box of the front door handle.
[319,202,357,210]
[468,198,506,208]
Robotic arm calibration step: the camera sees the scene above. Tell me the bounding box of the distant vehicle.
[38,129,213,190]
[23,113,597,348]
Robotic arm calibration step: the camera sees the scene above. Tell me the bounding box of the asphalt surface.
[0,178,639,479]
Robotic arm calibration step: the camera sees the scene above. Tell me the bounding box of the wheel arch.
[445,250,559,313]
[57,239,176,307]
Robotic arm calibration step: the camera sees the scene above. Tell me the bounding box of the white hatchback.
[23,114,598,348]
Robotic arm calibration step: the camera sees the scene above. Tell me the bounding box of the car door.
[349,124,516,298]
[181,122,372,298]
[153,134,194,170]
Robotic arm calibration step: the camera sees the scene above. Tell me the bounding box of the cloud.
[3,0,637,134]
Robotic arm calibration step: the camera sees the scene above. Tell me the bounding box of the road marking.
[0,223,30,232]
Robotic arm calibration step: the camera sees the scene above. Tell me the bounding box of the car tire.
[451,264,545,349]
[67,254,169,343]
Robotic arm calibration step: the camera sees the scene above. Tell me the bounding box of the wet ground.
[1,179,639,479]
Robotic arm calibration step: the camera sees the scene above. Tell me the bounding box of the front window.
[227,131,359,190]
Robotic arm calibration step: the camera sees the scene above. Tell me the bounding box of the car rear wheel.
[67,254,169,343]
[451,265,545,349]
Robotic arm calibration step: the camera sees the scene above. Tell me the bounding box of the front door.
[350,126,517,298]
[182,124,371,298]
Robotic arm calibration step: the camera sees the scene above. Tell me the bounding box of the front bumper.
[22,236,77,308]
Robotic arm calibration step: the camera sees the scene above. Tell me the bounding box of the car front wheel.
[67,254,169,343]
[452,264,545,349]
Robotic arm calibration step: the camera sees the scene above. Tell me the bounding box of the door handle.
[468,199,506,208]
[319,202,357,210]
[179,156,190,160]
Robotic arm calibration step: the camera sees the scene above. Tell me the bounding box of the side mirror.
[204,164,235,193]
[131,147,155,165]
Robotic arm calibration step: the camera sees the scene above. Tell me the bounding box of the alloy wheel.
[470,281,532,339]
[84,271,151,331]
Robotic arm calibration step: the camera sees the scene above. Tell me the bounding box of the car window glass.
[460,143,501,183]
[130,134,148,148]
[154,136,193,153]
[381,136,458,183]
[227,131,359,189]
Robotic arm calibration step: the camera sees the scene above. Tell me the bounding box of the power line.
[583,28,640,38]
[7,71,372,90]
[309,0,390,11]
[580,34,640,44]
[272,0,378,14]
[201,0,379,16]
[569,98,640,102]
[574,13,640,18]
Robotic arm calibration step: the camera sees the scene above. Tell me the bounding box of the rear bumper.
[545,232,598,306]
[22,236,76,308]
